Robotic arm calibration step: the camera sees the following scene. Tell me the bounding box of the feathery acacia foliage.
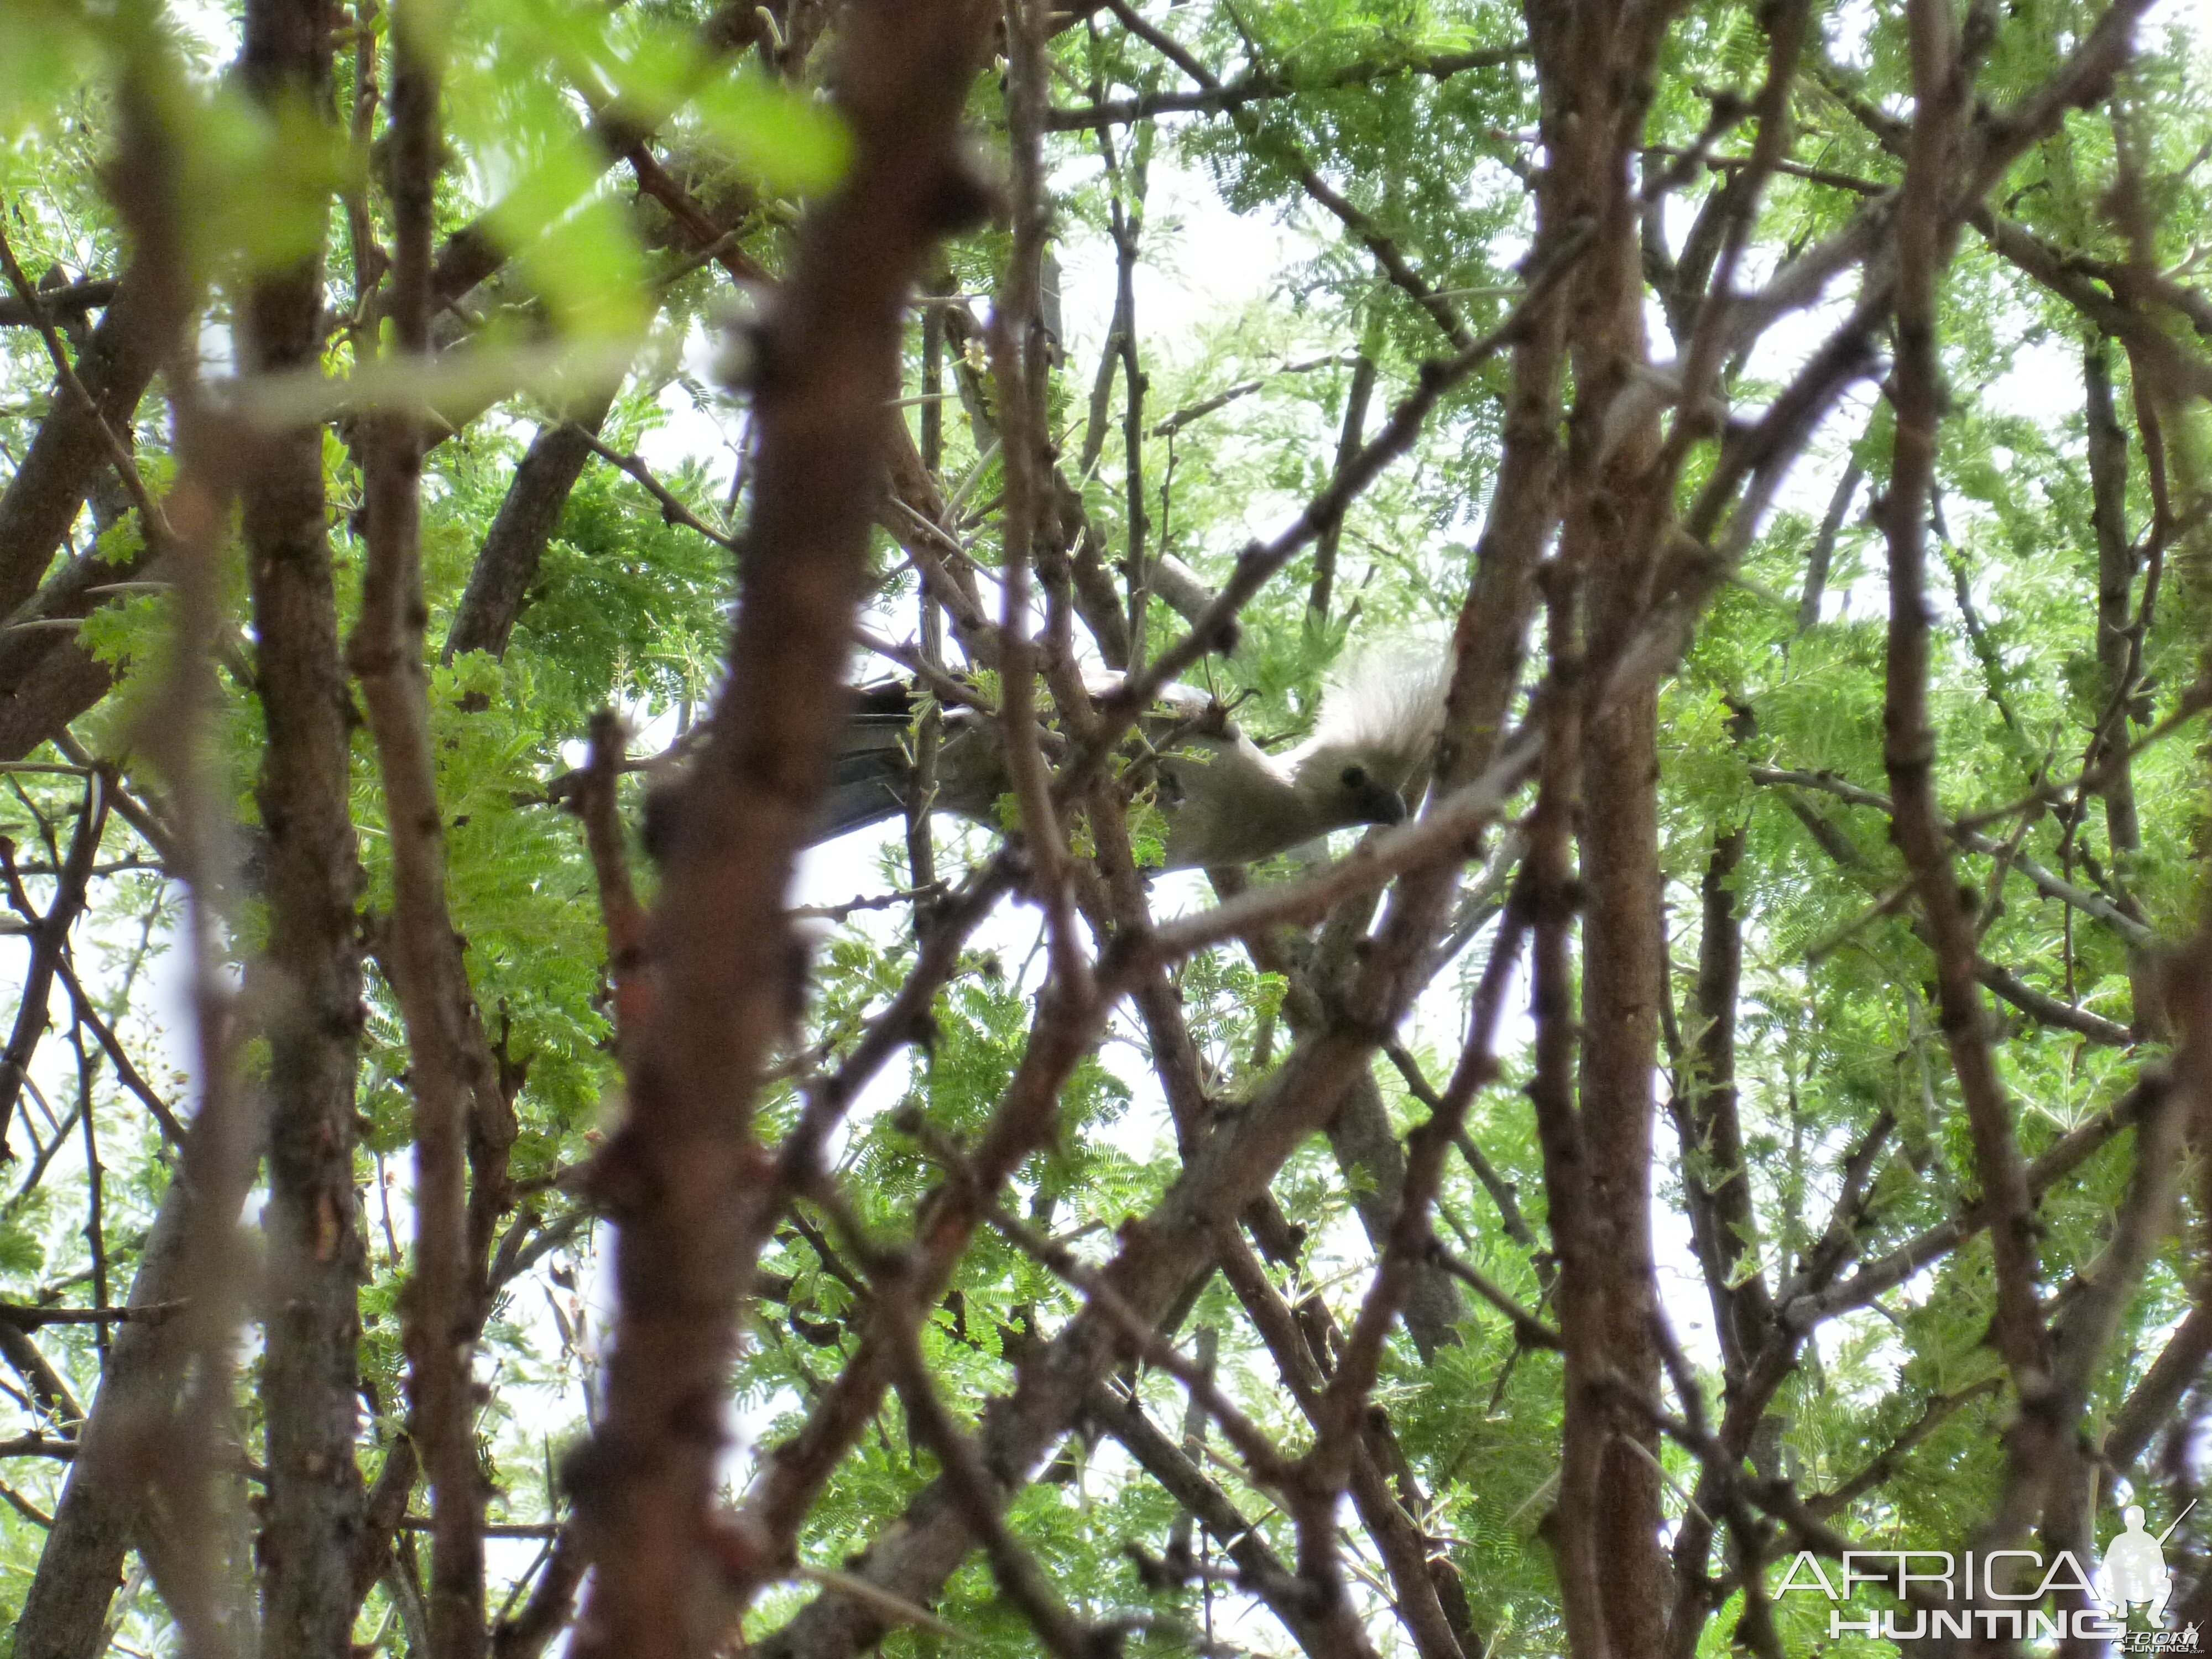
[0,1,2208,1657]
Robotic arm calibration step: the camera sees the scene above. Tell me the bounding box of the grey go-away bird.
[815,648,1447,869]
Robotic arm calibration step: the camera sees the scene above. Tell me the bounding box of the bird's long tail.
[816,681,920,842]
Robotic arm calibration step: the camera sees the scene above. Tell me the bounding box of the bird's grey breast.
[1156,731,1318,869]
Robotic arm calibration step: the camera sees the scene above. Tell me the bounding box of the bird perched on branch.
[815,647,1447,870]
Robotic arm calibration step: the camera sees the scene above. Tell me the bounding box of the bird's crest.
[1292,639,1450,789]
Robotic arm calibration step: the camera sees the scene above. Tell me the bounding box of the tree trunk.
[13,1123,263,1659]
[240,2,371,1653]
[1526,6,1678,1654]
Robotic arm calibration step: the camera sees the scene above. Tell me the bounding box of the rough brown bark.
[1662,827,1793,1659]
[2082,332,2160,1040]
[0,278,116,328]
[566,3,995,1654]
[0,256,189,615]
[354,1436,421,1613]
[1678,826,1768,1385]
[239,2,369,1652]
[347,10,494,1658]
[2083,339,2139,854]
[12,1107,263,1659]
[1572,684,1667,1659]
[443,392,617,663]
[1524,7,1679,1656]
[0,539,161,763]
[1881,0,2047,1407]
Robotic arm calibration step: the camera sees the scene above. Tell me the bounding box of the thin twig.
[347,9,489,1651]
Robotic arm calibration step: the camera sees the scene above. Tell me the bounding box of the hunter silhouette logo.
[2104,1501,2193,1631]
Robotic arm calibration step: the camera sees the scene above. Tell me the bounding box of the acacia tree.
[0,0,2208,1656]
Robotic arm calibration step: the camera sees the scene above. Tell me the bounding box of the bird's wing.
[816,681,1004,842]
[813,673,1330,865]
[816,682,922,839]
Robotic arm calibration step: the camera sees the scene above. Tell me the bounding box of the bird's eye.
[1340,764,1367,788]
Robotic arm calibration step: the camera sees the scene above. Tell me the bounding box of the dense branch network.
[0,3,2207,1659]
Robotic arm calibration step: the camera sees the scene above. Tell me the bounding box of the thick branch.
[1047,44,1521,129]
[567,6,998,1655]
[239,4,369,1651]
[345,13,491,1655]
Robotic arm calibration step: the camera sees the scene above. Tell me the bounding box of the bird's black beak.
[1358,782,1408,827]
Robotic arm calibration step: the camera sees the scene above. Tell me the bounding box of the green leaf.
[688,70,852,197]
